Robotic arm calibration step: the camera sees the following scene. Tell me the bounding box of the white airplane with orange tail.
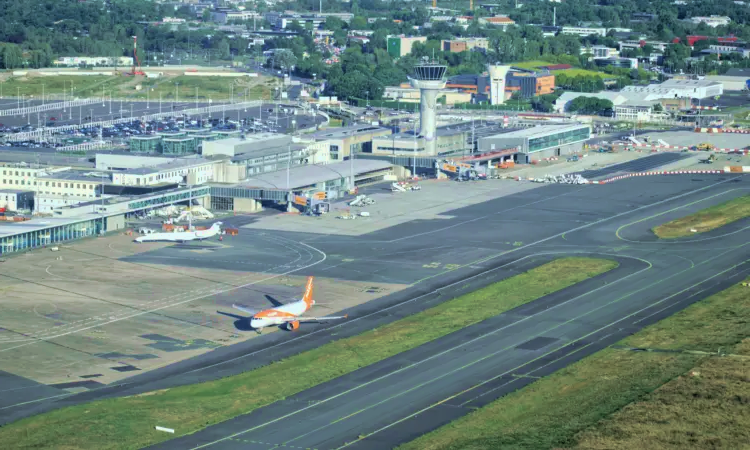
[233,276,347,332]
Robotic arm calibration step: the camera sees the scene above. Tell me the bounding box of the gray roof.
[39,169,110,182]
[123,157,212,175]
[0,189,34,194]
[659,79,723,88]
[239,159,392,190]
[381,121,509,140]
[724,68,750,77]
[481,123,590,140]
[308,125,391,140]
[229,144,308,162]
[0,214,103,237]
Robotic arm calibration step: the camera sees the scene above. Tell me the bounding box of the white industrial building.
[111,158,215,187]
[36,169,111,213]
[621,79,723,100]
[0,189,35,212]
[96,154,177,171]
[562,26,607,37]
[689,16,731,27]
[202,133,292,158]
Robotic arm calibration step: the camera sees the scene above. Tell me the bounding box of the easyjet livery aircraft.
[233,276,347,332]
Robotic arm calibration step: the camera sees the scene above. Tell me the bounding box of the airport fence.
[0,98,104,117]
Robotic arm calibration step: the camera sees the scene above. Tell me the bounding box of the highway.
[141,174,750,449]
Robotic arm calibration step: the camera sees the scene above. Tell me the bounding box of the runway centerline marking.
[187,252,652,450]
[335,257,750,449]
[285,246,746,447]
[178,177,740,380]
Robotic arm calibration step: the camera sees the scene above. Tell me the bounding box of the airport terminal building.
[478,124,591,163]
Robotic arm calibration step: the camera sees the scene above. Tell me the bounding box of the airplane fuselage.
[135,223,222,243]
[250,299,312,329]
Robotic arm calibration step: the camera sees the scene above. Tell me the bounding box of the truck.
[696,142,715,151]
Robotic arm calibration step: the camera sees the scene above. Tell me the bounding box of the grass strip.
[0,257,617,450]
[653,195,750,239]
[399,278,750,450]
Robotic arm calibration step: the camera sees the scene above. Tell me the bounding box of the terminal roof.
[38,169,111,182]
[483,123,589,140]
[239,159,392,190]
[307,125,391,140]
[123,158,212,175]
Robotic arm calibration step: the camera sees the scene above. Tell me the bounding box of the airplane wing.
[232,304,259,316]
[276,315,348,323]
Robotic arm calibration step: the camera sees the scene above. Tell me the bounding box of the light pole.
[175,82,179,104]
[42,84,45,105]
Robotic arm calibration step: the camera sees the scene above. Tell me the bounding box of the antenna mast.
[132,36,145,76]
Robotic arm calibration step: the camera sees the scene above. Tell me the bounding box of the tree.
[273,49,297,74]
[567,96,614,116]
[652,103,664,112]
[350,16,368,30]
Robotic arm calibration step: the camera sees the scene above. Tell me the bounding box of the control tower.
[409,59,447,155]
[488,64,511,105]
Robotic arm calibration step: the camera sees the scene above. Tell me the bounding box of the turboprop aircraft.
[233,276,347,332]
[134,222,222,243]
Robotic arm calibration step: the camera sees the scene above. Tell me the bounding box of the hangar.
[209,159,394,213]
[478,124,591,162]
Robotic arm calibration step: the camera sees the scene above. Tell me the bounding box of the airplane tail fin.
[302,276,314,307]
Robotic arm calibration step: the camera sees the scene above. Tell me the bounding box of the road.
[1,174,748,449]
[144,174,749,450]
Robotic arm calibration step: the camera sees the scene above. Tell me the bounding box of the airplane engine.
[285,321,300,331]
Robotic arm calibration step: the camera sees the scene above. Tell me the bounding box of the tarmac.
[1,172,749,450]
[143,173,750,450]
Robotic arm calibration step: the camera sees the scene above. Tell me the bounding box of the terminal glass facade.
[162,138,197,155]
[0,218,104,255]
[528,126,590,153]
[128,187,210,210]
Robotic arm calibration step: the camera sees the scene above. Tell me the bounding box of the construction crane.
[131,36,145,76]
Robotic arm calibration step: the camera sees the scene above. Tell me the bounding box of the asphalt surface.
[0,100,322,133]
[577,152,691,179]
[2,174,749,450]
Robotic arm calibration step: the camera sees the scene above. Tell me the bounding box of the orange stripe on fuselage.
[254,309,296,319]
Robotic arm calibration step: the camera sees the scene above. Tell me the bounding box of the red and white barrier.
[613,142,749,155]
[588,169,728,184]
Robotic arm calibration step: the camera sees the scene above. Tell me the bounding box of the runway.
[144,174,750,450]
[2,174,749,449]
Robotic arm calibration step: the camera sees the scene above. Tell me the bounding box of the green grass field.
[509,61,610,78]
[400,278,750,450]
[653,195,750,239]
[128,75,274,101]
[0,74,274,101]
[0,257,617,450]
